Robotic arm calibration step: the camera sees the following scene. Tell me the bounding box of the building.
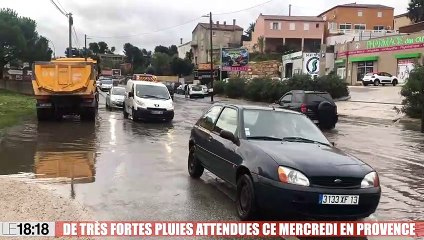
[178,41,191,60]
[191,20,243,65]
[247,14,325,53]
[282,51,334,78]
[394,13,413,30]
[97,53,125,69]
[334,31,424,85]
[399,21,424,34]
[319,3,394,34]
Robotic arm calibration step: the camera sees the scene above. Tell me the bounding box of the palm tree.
[257,36,264,54]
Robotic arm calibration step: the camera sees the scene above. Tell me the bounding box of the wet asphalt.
[0,90,423,222]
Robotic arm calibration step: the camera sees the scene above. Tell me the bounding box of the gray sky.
[3,0,409,57]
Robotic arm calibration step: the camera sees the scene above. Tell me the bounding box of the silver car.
[106,86,125,110]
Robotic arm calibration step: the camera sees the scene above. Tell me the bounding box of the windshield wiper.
[247,136,283,141]
[141,95,165,99]
[282,137,331,147]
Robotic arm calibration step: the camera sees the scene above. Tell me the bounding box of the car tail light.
[300,104,307,113]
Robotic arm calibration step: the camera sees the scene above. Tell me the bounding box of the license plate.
[319,194,359,205]
[151,110,163,115]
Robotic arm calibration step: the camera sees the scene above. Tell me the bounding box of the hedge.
[215,73,349,103]
[401,64,424,118]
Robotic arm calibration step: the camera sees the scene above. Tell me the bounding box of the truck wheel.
[81,108,96,121]
[37,109,52,121]
[123,105,129,119]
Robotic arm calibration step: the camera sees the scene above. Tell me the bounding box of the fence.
[0,79,34,95]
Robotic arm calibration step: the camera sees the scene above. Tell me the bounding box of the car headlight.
[168,104,174,110]
[278,166,310,186]
[361,172,379,188]
[135,99,146,108]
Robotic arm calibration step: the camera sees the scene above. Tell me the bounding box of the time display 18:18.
[17,223,50,235]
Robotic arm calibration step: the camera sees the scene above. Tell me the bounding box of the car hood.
[250,141,372,178]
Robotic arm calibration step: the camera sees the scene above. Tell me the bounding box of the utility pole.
[68,13,73,58]
[209,12,214,102]
[289,4,292,16]
[84,34,87,61]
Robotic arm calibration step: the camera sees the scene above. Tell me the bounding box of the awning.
[335,59,346,65]
[349,56,379,62]
[395,53,421,59]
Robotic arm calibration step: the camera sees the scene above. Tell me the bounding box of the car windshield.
[191,85,202,91]
[136,84,170,100]
[365,73,374,76]
[305,93,334,104]
[243,110,330,145]
[112,88,125,95]
[101,80,113,84]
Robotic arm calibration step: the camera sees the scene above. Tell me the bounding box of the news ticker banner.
[0,221,423,237]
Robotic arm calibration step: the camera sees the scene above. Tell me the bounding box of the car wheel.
[392,79,398,86]
[188,146,204,178]
[317,101,337,130]
[374,79,380,86]
[132,108,137,121]
[363,82,368,86]
[236,174,257,220]
[123,104,129,119]
[189,95,193,99]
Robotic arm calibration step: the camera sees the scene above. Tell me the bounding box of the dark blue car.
[188,104,381,220]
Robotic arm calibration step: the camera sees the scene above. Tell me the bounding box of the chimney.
[224,21,226,26]
[180,38,183,45]
[233,19,236,30]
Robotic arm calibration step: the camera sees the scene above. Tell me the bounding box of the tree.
[0,8,51,77]
[185,49,193,62]
[110,46,115,53]
[88,42,99,54]
[154,45,169,55]
[407,0,424,23]
[400,64,424,131]
[152,52,171,75]
[257,36,265,54]
[170,57,194,76]
[168,45,178,56]
[244,22,255,41]
[98,41,109,54]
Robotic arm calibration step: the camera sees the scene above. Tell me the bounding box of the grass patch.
[0,89,36,131]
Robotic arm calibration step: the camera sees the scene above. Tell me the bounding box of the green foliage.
[401,64,424,118]
[250,53,283,62]
[0,89,35,131]
[213,81,226,95]
[170,57,193,76]
[224,78,246,98]
[257,36,264,54]
[217,74,349,103]
[407,0,424,23]
[152,52,171,75]
[0,8,52,76]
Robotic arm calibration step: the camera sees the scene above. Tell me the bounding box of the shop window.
[357,61,374,81]
[354,24,366,30]
[337,67,346,79]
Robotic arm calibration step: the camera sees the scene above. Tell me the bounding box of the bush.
[213,80,226,95]
[224,77,246,98]
[315,74,349,99]
[245,78,267,101]
[401,65,424,118]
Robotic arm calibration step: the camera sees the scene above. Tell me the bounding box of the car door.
[209,107,241,184]
[278,93,292,109]
[192,105,224,170]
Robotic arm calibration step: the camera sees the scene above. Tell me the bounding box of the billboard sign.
[112,69,121,76]
[221,48,249,71]
[303,53,320,75]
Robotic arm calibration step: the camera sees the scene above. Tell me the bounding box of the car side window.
[197,106,223,131]
[292,93,303,103]
[280,94,292,104]
[214,107,238,135]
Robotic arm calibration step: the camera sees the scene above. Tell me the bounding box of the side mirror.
[128,92,134,98]
[220,130,239,145]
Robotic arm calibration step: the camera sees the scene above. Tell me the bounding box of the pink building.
[247,14,325,53]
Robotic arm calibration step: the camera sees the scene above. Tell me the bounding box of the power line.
[215,0,275,15]
[88,0,275,39]
[50,0,67,17]
[56,0,68,15]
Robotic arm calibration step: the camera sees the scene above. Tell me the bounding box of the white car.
[187,84,205,99]
[106,86,125,110]
[123,80,174,122]
[100,79,113,92]
[201,85,209,95]
[362,72,399,86]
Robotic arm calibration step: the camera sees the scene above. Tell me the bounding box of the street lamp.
[202,12,214,102]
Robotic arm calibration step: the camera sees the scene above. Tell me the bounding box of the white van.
[123,80,174,122]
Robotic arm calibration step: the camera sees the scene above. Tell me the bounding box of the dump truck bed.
[33,58,97,95]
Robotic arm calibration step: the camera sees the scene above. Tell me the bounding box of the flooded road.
[0,92,423,221]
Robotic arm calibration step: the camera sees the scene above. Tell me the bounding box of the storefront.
[335,31,424,85]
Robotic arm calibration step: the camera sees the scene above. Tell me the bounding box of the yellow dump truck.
[32,58,98,121]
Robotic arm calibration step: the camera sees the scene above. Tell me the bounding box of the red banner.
[55,221,424,237]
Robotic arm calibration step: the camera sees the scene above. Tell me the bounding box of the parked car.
[276,90,338,130]
[176,84,186,95]
[188,104,381,220]
[106,86,125,110]
[187,84,204,99]
[362,72,399,86]
[100,79,113,92]
[201,85,209,96]
[163,82,175,100]
[123,80,174,122]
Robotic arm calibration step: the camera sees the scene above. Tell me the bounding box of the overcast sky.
[3,0,409,57]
